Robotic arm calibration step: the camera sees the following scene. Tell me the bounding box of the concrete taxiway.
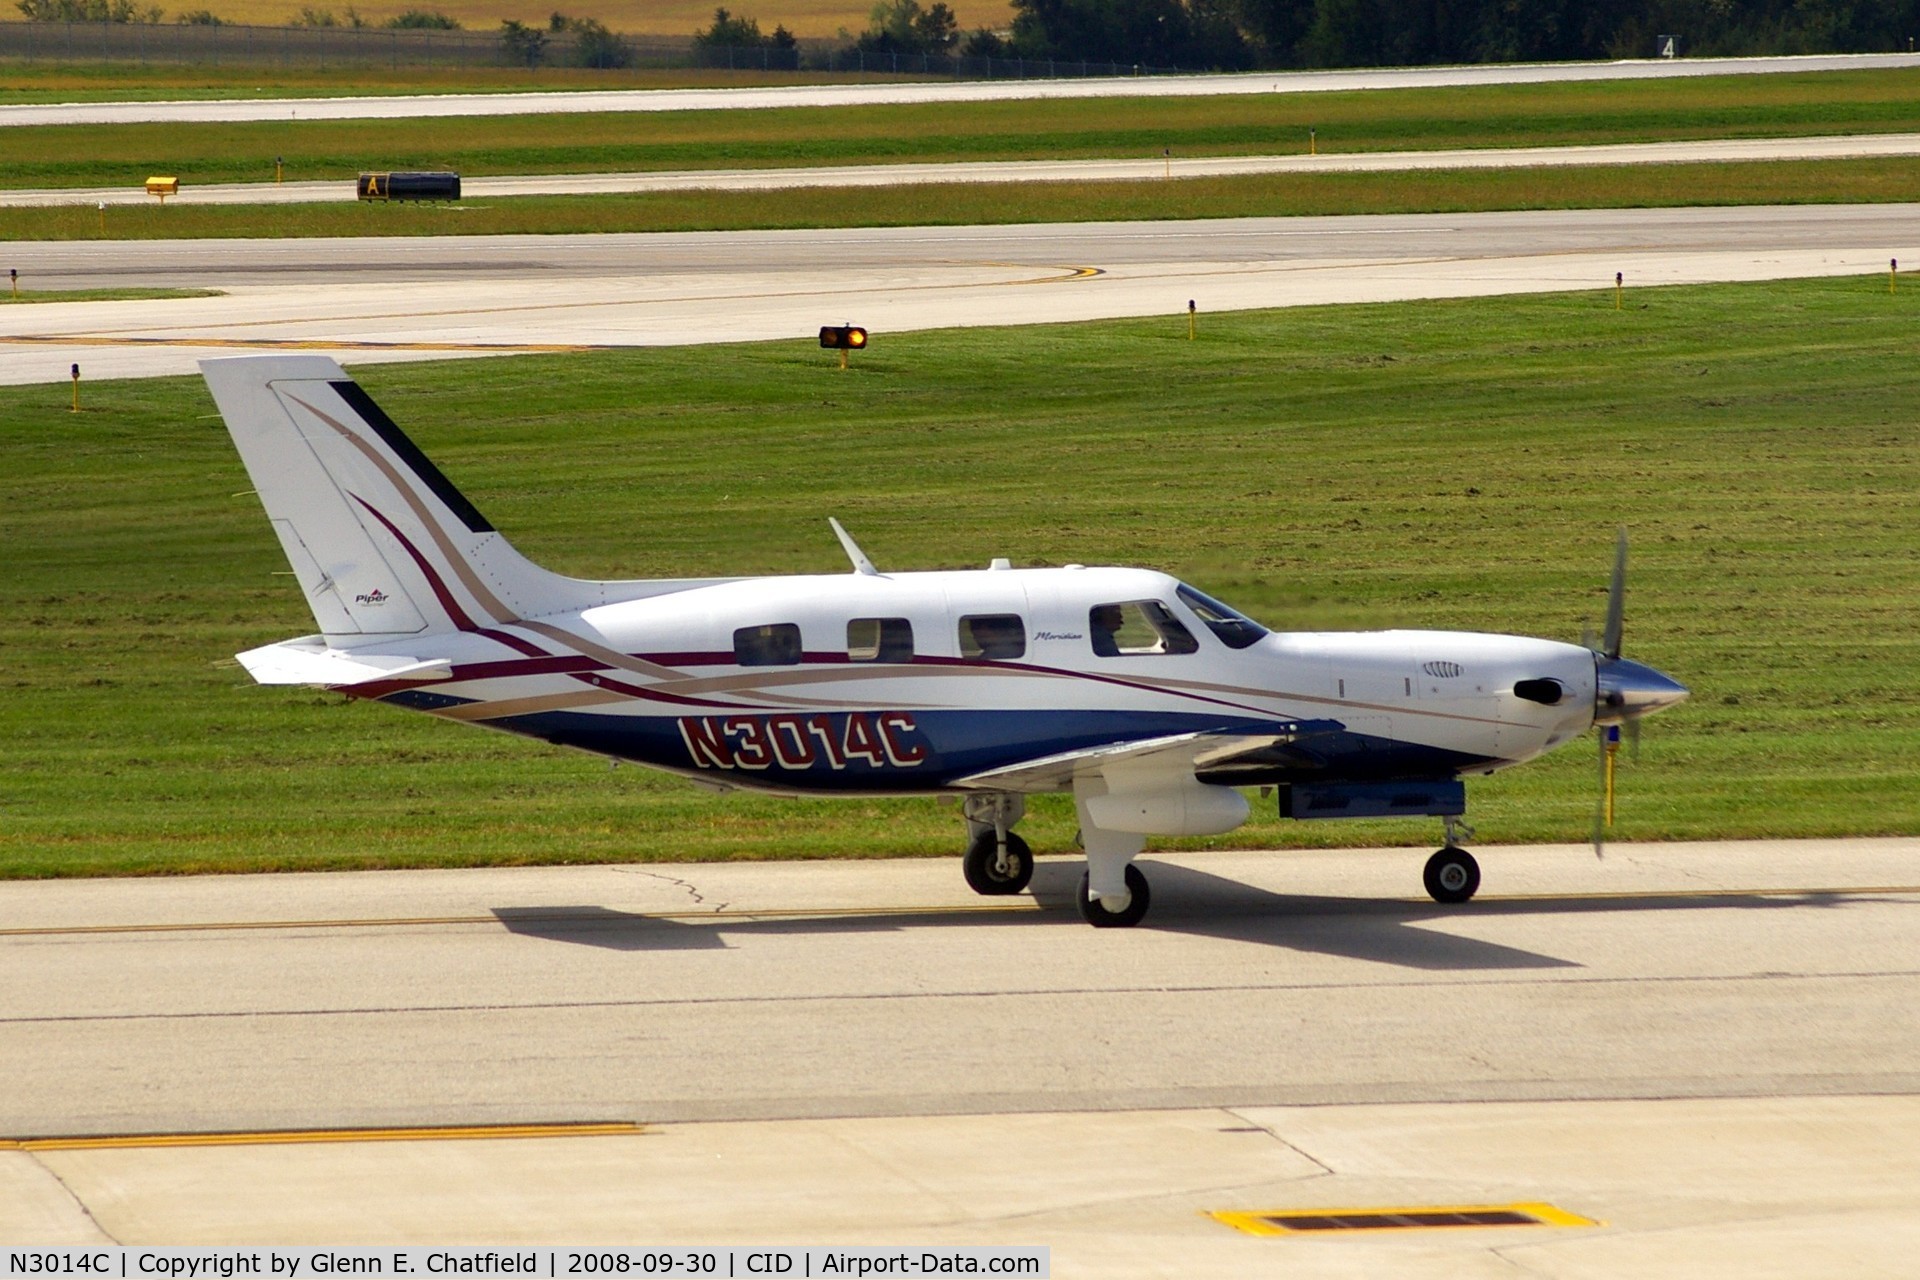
[6,839,1916,1135]
[6,51,1920,127]
[5,203,1916,385]
[1,838,1916,1271]
[13,133,1920,208]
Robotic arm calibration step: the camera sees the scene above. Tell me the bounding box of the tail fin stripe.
[331,380,494,535]
[290,393,518,627]
[352,494,480,632]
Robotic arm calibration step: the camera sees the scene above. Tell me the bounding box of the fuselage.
[353,565,1601,796]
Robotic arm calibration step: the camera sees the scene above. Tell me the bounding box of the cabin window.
[1089,601,1199,657]
[733,623,802,667]
[848,617,914,662]
[1175,583,1270,650]
[959,613,1026,660]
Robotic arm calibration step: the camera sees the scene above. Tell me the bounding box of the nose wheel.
[1423,846,1481,904]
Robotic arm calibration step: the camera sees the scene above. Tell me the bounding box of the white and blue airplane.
[203,355,1689,927]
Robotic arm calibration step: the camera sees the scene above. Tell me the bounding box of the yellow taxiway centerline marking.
[0,1122,647,1151]
[0,263,1104,346]
[0,335,611,353]
[1,886,1910,940]
[0,902,1049,937]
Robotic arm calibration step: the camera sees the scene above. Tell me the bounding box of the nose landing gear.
[1424,815,1480,904]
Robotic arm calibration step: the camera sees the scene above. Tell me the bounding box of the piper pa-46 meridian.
[203,356,1689,928]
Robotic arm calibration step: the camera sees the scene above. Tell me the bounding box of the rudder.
[202,355,590,645]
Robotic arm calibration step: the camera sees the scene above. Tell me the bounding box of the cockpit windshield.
[1175,583,1270,650]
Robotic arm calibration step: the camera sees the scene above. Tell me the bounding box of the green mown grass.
[0,288,222,302]
[7,68,1920,190]
[0,61,889,104]
[4,274,1917,877]
[8,156,1920,242]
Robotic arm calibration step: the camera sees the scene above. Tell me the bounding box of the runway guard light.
[819,325,868,350]
[820,325,868,369]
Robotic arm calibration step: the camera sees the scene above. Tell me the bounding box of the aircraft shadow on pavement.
[493,860,1870,970]
[1034,859,1868,970]
[493,906,732,952]
[1026,860,1578,970]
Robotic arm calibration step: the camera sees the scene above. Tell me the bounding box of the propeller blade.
[1602,527,1627,660]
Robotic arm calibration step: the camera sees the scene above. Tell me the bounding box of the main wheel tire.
[963,830,1034,895]
[1077,864,1151,928]
[1423,847,1481,904]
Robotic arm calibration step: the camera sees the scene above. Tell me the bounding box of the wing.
[951,724,1322,793]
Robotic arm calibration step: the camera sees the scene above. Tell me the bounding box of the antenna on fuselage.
[828,517,880,576]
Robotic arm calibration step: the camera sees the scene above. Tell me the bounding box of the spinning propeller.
[1585,530,1689,856]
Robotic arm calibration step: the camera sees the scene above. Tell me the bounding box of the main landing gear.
[1423,815,1481,904]
[964,829,1034,895]
[959,790,1156,927]
[961,793,1034,896]
[1076,864,1150,928]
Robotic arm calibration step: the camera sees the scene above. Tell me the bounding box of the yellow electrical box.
[145,176,179,200]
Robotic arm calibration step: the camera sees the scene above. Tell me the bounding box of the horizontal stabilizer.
[236,637,453,687]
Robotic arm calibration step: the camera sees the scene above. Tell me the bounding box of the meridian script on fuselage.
[678,711,928,771]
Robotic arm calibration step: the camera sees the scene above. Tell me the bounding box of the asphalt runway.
[6,51,1919,127]
[6,203,1917,385]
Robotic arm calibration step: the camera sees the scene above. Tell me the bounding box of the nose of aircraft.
[1595,655,1689,723]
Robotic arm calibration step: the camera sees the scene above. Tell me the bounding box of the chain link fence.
[0,20,1182,78]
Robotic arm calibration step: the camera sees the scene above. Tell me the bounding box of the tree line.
[705,0,1920,69]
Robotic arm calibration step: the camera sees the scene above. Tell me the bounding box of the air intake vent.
[1514,677,1566,705]
[1422,660,1464,678]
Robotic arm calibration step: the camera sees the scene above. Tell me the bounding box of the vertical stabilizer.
[202,355,595,645]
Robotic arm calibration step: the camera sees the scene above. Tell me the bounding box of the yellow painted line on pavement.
[0,334,610,353]
[1,1122,647,1151]
[2,261,1102,347]
[1211,1202,1599,1236]
[0,901,1046,938]
[1475,884,1920,904]
[0,914,504,936]
[5,885,1904,941]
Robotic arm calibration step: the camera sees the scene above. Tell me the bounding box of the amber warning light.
[819,326,869,350]
[820,324,868,369]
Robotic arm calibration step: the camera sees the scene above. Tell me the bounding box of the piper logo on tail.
[354,589,390,606]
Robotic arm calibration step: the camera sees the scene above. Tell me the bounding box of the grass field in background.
[5,157,1917,242]
[0,0,1012,39]
[1,287,223,302]
[6,68,1920,189]
[4,275,1917,878]
[0,61,908,104]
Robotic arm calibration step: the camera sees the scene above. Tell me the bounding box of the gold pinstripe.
[286,391,518,626]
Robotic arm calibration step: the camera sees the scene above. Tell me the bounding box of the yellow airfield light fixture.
[820,324,869,369]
